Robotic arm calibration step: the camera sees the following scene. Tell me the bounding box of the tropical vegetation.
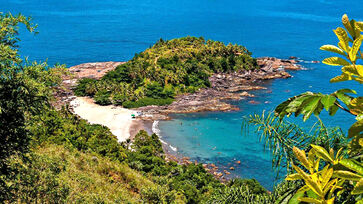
[74,36,258,107]
[1,10,362,204]
[246,14,363,203]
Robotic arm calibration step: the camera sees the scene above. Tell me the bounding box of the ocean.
[3,0,362,189]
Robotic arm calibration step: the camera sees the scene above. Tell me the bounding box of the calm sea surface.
[3,0,362,189]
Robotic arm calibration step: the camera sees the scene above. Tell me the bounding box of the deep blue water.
[3,0,362,189]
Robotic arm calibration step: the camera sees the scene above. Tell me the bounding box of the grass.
[29,144,158,203]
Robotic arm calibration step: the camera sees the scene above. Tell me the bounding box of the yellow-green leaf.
[286,173,302,181]
[323,57,350,66]
[339,159,363,175]
[330,73,351,83]
[342,14,356,39]
[321,95,336,111]
[320,45,345,56]
[298,197,322,204]
[334,27,350,52]
[349,36,363,62]
[356,21,363,31]
[333,170,362,181]
[352,178,363,195]
[322,168,334,187]
[342,65,359,75]
[293,164,323,196]
[311,145,334,163]
[357,65,363,77]
[293,147,311,169]
[348,120,363,138]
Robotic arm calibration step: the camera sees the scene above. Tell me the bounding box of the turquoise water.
[3,0,362,189]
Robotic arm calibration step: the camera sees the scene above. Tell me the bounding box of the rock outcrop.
[136,57,299,120]
[68,61,125,79]
[57,58,303,118]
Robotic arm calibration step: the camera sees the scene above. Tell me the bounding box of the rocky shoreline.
[135,57,301,120]
[57,57,307,181]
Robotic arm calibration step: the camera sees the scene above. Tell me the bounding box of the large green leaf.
[321,95,336,111]
[323,57,350,66]
[334,89,356,105]
[328,104,339,116]
[301,96,320,121]
[320,45,345,56]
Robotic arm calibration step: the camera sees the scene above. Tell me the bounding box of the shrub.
[94,90,111,105]
[74,78,97,96]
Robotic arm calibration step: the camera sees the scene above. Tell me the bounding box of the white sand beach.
[70,97,133,142]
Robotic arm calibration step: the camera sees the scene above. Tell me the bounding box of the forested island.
[1,12,362,204]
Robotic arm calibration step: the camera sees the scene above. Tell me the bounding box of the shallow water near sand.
[3,0,362,189]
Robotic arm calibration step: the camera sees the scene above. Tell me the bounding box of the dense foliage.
[74,36,258,107]
[6,11,362,204]
[248,14,363,203]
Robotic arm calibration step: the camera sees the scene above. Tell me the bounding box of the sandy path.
[70,97,133,142]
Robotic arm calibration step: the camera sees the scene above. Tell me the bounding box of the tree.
[273,14,363,203]
[0,13,61,201]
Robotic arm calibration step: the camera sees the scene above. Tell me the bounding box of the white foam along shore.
[152,120,177,152]
[70,97,133,142]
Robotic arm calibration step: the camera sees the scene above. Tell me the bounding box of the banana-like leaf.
[349,36,363,62]
[352,178,363,195]
[348,120,363,138]
[320,45,345,56]
[339,159,363,175]
[323,57,350,66]
[334,27,350,52]
[333,170,362,181]
[311,145,333,163]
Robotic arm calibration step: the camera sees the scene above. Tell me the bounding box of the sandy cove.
[71,97,134,142]
[56,57,310,143]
